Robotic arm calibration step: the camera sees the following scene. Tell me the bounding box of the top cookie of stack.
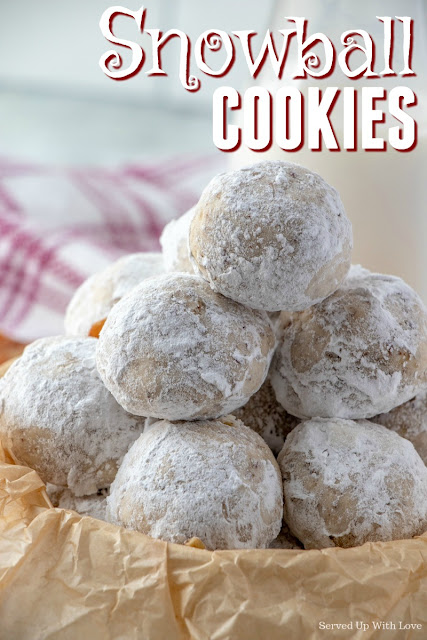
[188,161,352,312]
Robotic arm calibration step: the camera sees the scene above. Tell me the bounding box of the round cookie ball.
[0,337,145,496]
[271,266,427,419]
[96,273,276,420]
[160,207,196,274]
[189,161,352,312]
[47,485,108,521]
[65,252,164,337]
[278,418,427,549]
[233,378,299,456]
[107,416,283,549]
[372,390,427,466]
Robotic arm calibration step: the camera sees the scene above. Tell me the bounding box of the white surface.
[0,0,274,164]
[0,90,215,163]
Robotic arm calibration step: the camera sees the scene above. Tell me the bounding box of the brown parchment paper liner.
[1,439,427,640]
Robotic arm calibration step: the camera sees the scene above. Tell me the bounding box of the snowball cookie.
[97,273,276,420]
[65,252,164,337]
[278,418,427,549]
[47,485,108,521]
[271,266,427,419]
[189,161,352,312]
[373,390,427,466]
[233,378,299,456]
[107,415,283,549]
[0,337,145,496]
[160,207,196,274]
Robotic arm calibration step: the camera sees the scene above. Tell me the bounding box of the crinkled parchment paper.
[0,439,427,640]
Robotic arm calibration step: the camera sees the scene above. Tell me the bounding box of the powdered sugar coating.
[189,161,352,312]
[0,337,145,495]
[278,418,427,549]
[107,415,283,550]
[65,252,164,336]
[233,378,299,456]
[160,207,196,274]
[373,390,427,465]
[271,266,427,419]
[47,484,108,521]
[96,273,276,420]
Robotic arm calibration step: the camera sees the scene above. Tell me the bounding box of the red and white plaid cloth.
[0,154,225,341]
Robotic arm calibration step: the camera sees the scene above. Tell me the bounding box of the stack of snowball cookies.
[1,160,427,552]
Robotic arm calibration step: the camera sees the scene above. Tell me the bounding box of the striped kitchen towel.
[0,154,224,341]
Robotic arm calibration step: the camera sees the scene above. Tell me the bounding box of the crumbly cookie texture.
[233,378,299,456]
[372,390,427,465]
[271,265,427,419]
[65,252,164,337]
[107,415,283,550]
[47,484,108,521]
[278,418,427,549]
[189,161,352,312]
[268,521,303,550]
[160,207,196,274]
[96,273,276,421]
[0,336,145,496]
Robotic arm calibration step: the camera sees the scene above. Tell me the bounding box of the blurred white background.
[0,0,274,164]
